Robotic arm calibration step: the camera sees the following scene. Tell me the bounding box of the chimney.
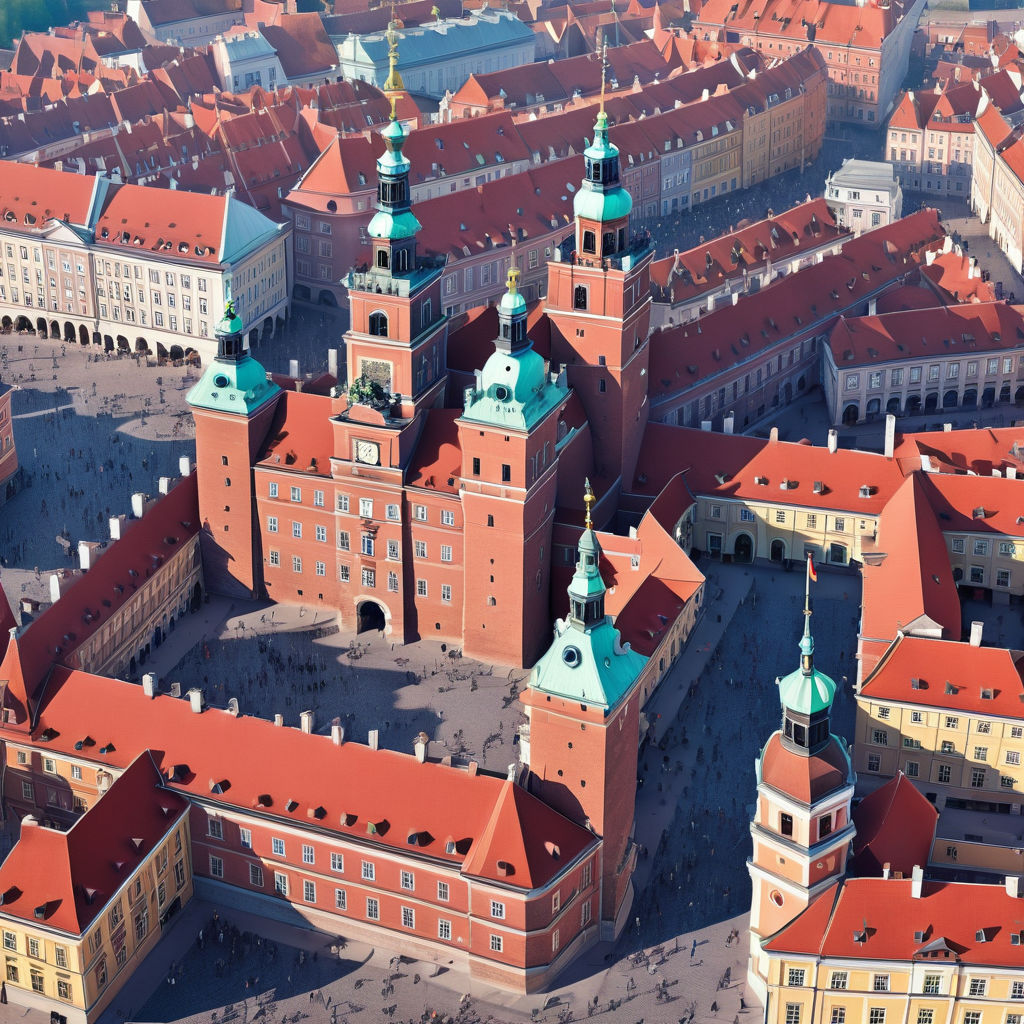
[700,419,712,431]
[769,426,779,443]
[331,723,344,745]
[970,621,983,647]
[867,297,877,315]
[882,862,891,880]
[158,476,172,495]
[328,348,338,378]
[943,422,952,432]
[414,733,428,762]
[142,673,157,698]
[1007,875,1021,898]
[178,455,191,477]
[78,540,103,571]
[187,688,204,713]
[274,714,284,727]
[49,573,71,603]
[911,864,924,898]
[1010,466,1019,480]
[827,429,838,454]
[109,514,127,540]
[884,413,896,459]
[368,729,379,750]
[300,709,314,734]
[467,760,479,776]
[130,492,150,518]
[723,413,735,435]
[289,358,300,378]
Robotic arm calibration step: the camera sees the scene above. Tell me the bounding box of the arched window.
[602,231,615,256]
[376,248,389,269]
[368,311,388,337]
[573,286,588,311]
[396,248,409,272]
[582,230,596,254]
[420,299,431,330]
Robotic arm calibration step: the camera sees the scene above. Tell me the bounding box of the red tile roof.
[892,425,1024,477]
[861,634,1024,718]
[859,473,961,644]
[633,426,907,516]
[919,248,997,305]
[0,578,16,640]
[924,470,1024,537]
[827,302,1024,368]
[256,389,331,478]
[406,409,462,495]
[0,161,97,230]
[24,669,595,889]
[0,753,188,935]
[0,474,200,725]
[259,13,338,80]
[649,210,946,402]
[765,875,1024,966]
[760,733,852,805]
[649,197,846,295]
[850,772,938,879]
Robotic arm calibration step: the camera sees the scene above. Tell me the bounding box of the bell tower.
[458,266,566,667]
[543,47,655,506]
[747,561,855,1003]
[520,483,646,939]
[344,21,447,420]
[187,299,281,598]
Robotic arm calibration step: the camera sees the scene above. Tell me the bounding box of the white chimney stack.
[884,413,896,459]
[274,714,284,727]
[827,429,838,454]
[911,864,924,898]
[1007,875,1021,898]
[187,688,204,713]
[289,358,300,377]
[723,414,735,435]
[368,729,379,750]
[300,710,314,734]
[970,621,984,647]
[414,736,428,763]
[158,476,172,495]
[142,673,157,698]
[131,492,150,519]
[78,540,104,571]
[700,419,712,431]
[331,723,344,745]
[178,455,191,477]
[109,515,126,540]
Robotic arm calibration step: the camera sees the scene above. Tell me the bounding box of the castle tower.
[457,266,567,667]
[747,561,855,1003]
[543,50,655,507]
[187,300,281,598]
[344,22,447,420]
[519,483,646,938]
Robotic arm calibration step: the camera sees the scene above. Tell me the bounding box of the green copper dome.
[778,665,837,717]
[367,208,421,241]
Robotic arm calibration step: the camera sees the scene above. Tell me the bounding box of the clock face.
[355,440,380,465]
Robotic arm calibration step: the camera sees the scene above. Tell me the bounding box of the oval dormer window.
[214,374,229,388]
[494,384,511,402]
[562,645,581,668]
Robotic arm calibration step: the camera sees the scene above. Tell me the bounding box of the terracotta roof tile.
[760,733,852,805]
[850,771,938,878]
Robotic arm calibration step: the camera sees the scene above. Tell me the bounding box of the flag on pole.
[807,554,818,583]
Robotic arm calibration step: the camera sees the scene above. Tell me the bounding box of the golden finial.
[506,264,520,295]
[599,40,608,117]
[383,4,405,119]
[583,478,595,530]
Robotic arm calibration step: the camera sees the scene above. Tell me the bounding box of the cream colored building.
[0,755,192,1023]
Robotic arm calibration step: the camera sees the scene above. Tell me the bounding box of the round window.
[770,890,784,907]
[213,373,229,388]
[562,645,582,668]
[494,384,511,401]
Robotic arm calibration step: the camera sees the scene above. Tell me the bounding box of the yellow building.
[0,753,192,1022]
[760,871,1024,1024]
[855,634,1024,811]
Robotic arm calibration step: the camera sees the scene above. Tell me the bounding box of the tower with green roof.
[457,267,567,667]
[747,563,856,1000]
[543,43,655,513]
[343,21,448,421]
[187,300,282,599]
[520,482,647,941]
